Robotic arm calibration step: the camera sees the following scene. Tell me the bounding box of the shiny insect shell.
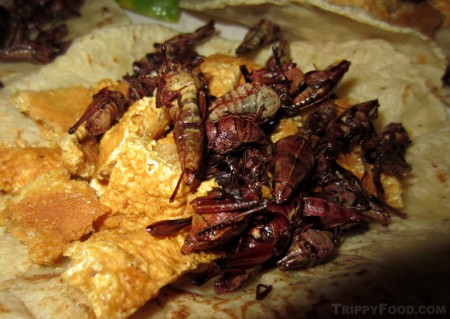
[235,19,281,57]
[67,87,128,136]
[156,66,206,201]
[207,82,281,123]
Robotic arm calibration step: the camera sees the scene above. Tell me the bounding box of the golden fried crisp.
[10,86,94,141]
[59,133,99,179]
[199,53,261,97]
[63,229,215,319]
[270,116,303,143]
[92,97,171,194]
[0,146,64,194]
[98,123,217,231]
[10,79,129,141]
[10,79,129,179]
[64,123,218,318]
[4,172,110,265]
[9,85,98,178]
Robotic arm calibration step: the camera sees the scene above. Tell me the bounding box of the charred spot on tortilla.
[0,0,84,63]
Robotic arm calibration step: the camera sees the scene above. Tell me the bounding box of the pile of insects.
[69,20,412,296]
[0,0,84,64]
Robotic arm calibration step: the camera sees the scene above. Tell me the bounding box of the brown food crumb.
[0,146,64,194]
[4,172,110,265]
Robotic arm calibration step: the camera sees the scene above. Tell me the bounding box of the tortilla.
[318,0,450,57]
[0,2,449,318]
[0,0,130,88]
[181,2,446,61]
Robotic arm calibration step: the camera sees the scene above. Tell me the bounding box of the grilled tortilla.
[1,1,449,318]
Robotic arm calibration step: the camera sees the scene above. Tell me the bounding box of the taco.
[0,2,449,319]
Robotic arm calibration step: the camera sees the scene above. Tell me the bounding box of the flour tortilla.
[0,3,449,318]
[0,0,130,88]
[180,1,446,71]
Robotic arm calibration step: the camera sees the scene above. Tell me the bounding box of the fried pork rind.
[0,147,63,194]
[199,53,261,97]
[9,80,130,178]
[10,86,95,141]
[63,228,215,319]
[3,172,110,265]
[63,97,218,318]
[10,80,129,141]
[5,87,98,178]
[92,97,171,194]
